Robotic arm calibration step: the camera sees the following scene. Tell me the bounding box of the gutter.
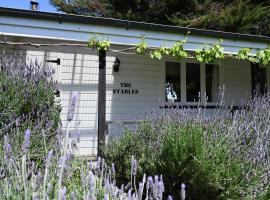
[0,7,270,44]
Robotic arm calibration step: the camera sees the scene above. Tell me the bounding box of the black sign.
[113,83,139,95]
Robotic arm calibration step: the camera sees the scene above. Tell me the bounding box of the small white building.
[0,7,269,157]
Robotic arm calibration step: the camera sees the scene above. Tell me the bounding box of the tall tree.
[49,0,270,36]
[49,0,198,24]
[170,0,270,36]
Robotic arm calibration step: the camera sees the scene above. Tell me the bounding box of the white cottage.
[0,7,269,157]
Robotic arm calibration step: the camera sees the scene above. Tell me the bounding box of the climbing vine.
[237,48,257,63]
[87,36,270,65]
[195,42,224,63]
[87,37,110,51]
[256,47,270,65]
[135,38,148,55]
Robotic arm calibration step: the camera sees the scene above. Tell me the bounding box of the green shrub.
[102,115,270,200]
[101,122,161,183]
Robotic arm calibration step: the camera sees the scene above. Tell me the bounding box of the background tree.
[49,0,270,36]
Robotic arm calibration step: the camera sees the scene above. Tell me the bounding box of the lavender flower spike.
[168,195,173,200]
[45,150,53,168]
[111,163,116,175]
[67,92,78,121]
[131,155,137,176]
[59,186,67,200]
[180,183,186,200]
[104,193,109,200]
[22,129,31,153]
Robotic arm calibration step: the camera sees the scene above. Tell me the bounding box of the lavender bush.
[0,50,61,164]
[102,94,270,200]
[0,51,174,199]
[0,122,171,199]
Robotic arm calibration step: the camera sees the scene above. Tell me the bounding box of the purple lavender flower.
[22,129,31,153]
[59,186,66,200]
[168,195,173,200]
[89,171,95,192]
[45,150,53,168]
[97,156,101,170]
[128,189,132,199]
[67,92,78,121]
[146,176,153,190]
[154,175,159,185]
[104,193,109,200]
[157,180,165,199]
[3,135,12,158]
[111,163,116,175]
[71,191,77,200]
[58,156,66,169]
[138,182,144,198]
[131,156,137,176]
[181,183,186,200]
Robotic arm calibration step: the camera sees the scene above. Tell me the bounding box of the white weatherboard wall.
[220,60,252,105]
[2,44,164,156]
[1,41,268,157]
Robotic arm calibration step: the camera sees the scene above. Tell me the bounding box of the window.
[186,63,200,102]
[206,64,219,102]
[165,62,181,102]
[251,63,267,96]
[164,61,220,104]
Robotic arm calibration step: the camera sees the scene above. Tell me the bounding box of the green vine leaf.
[169,40,188,60]
[256,47,270,65]
[195,44,224,63]
[150,50,162,60]
[136,39,148,55]
[237,48,258,63]
[87,37,110,51]
[86,35,270,66]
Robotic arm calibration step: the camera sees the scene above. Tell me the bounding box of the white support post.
[200,63,206,103]
[181,60,187,103]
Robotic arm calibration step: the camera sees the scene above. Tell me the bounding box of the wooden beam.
[97,49,106,156]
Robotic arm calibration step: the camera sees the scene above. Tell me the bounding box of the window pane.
[186,63,200,102]
[165,62,181,102]
[206,64,219,102]
[251,63,267,96]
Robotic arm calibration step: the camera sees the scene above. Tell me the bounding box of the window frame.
[163,59,219,106]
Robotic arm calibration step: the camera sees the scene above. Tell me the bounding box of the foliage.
[237,48,256,62]
[195,43,224,63]
[101,122,161,183]
[87,37,111,51]
[102,95,270,200]
[0,93,171,200]
[169,41,188,60]
[149,41,188,60]
[49,0,198,25]
[0,52,61,165]
[170,0,270,37]
[88,36,270,65]
[50,0,270,37]
[136,39,148,55]
[256,47,270,65]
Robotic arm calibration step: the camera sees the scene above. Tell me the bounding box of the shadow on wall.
[0,43,106,156]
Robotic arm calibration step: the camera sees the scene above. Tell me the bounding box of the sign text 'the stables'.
[113,83,139,95]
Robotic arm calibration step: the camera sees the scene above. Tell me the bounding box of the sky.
[0,0,57,12]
